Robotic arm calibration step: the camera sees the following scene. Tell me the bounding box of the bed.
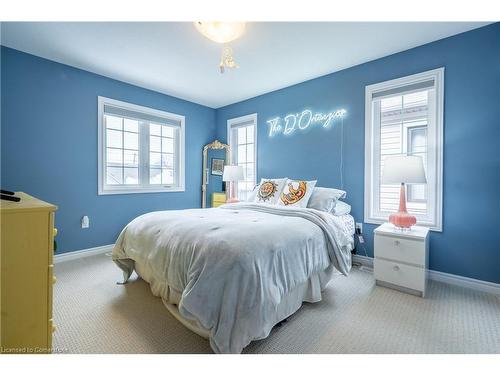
[112,202,354,353]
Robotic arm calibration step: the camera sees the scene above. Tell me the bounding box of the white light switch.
[81,215,90,229]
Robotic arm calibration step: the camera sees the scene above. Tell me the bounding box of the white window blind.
[365,69,444,230]
[227,114,257,201]
[98,97,185,195]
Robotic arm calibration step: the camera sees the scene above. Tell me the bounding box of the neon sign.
[267,108,346,137]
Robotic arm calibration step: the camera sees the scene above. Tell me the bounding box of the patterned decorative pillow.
[278,179,317,208]
[253,178,287,205]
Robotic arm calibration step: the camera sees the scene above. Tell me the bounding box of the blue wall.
[1,46,216,253]
[215,23,500,284]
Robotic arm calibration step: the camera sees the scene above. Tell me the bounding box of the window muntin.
[98,97,185,195]
[228,114,257,201]
[365,68,443,231]
[149,122,177,186]
[105,115,140,185]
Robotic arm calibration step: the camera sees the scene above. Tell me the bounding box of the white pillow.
[253,178,287,205]
[246,183,260,202]
[307,187,347,212]
[278,179,317,208]
[332,201,351,216]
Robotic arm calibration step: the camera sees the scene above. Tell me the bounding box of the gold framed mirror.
[202,140,230,208]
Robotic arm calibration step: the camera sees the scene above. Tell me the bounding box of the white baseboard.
[428,269,500,296]
[54,244,114,264]
[352,254,500,296]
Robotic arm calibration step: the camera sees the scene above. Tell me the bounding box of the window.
[227,113,257,201]
[98,97,185,195]
[364,68,444,230]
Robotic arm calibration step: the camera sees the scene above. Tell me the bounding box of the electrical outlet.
[81,215,90,229]
[355,222,363,234]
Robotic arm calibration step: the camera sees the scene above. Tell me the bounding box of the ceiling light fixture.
[194,22,246,74]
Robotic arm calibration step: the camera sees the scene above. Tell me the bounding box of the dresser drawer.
[375,234,425,266]
[374,258,425,292]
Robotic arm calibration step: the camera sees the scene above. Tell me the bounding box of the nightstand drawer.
[374,258,425,292]
[375,234,425,266]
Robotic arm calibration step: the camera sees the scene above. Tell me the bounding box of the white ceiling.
[0,22,489,108]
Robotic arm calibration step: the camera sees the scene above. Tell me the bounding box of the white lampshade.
[382,155,427,184]
[222,165,244,182]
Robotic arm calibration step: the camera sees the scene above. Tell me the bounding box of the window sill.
[98,186,185,195]
[364,216,442,232]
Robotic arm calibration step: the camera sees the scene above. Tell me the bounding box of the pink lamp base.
[389,183,417,229]
[226,181,240,203]
[389,211,417,229]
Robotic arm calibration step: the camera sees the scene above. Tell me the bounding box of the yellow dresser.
[211,192,227,207]
[1,192,57,354]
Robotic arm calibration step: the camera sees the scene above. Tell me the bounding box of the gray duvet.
[112,203,353,353]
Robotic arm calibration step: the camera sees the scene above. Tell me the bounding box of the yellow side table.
[211,192,227,207]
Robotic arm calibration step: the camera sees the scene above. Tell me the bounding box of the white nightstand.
[374,223,429,297]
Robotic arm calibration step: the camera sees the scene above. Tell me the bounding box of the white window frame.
[364,68,444,231]
[227,113,258,198]
[98,96,185,195]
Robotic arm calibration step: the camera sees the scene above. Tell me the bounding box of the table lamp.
[223,165,244,203]
[381,155,427,230]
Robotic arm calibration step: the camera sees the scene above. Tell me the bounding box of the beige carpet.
[53,253,500,354]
